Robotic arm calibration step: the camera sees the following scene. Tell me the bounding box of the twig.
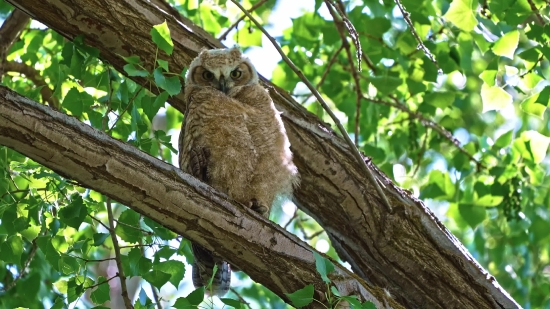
[412,128,430,176]
[107,86,143,134]
[332,0,364,72]
[325,1,363,144]
[87,274,120,290]
[527,0,546,25]
[230,0,393,212]
[3,61,60,109]
[219,0,270,41]
[139,233,162,309]
[520,53,544,77]
[1,238,38,292]
[393,0,441,73]
[66,254,116,263]
[300,44,344,106]
[106,198,134,309]
[363,95,485,170]
[229,287,252,308]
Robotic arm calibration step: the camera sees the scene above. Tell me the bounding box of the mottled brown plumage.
[178,47,298,296]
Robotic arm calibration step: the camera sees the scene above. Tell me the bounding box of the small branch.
[87,274,120,290]
[329,0,363,71]
[363,95,485,170]
[65,254,116,263]
[106,198,134,309]
[325,1,363,144]
[3,61,60,109]
[527,0,546,25]
[393,0,441,72]
[229,287,251,308]
[230,0,393,212]
[300,44,344,106]
[139,233,162,309]
[1,238,38,292]
[0,9,30,74]
[412,128,430,176]
[219,0,270,41]
[520,53,544,77]
[89,214,112,231]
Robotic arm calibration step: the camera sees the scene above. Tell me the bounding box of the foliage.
[0,0,550,308]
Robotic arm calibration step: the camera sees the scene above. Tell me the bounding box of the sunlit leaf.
[492,30,520,59]
[481,83,512,112]
[151,21,174,55]
[444,0,477,32]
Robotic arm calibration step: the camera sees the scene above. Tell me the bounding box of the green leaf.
[481,83,512,113]
[475,195,504,207]
[492,30,520,59]
[122,55,142,65]
[123,63,149,77]
[142,91,167,122]
[92,233,110,246]
[186,287,205,305]
[143,270,171,290]
[444,0,477,32]
[58,194,88,229]
[479,70,497,87]
[340,295,363,309]
[220,298,243,309]
[173,297,193,309]
[233,27,262,47]
[424,91,456,109]
[59,255,80,275]
[114,209,141,243]
[153,260,185,288]
[370,76,402,95]
[362,301,377,309]
[62,87,95,118]
[521,93,546,118]
[420,170,456,200]
[494,130,513,148]
[150,69,180,96]
[286,284,314,308]
[156,59,169,71]
[90,277,111,304]
[313,252,334,283]
[513,130,550,164]
[151,21,174,55]
[0,235,23,265]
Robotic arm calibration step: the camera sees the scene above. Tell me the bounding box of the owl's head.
[186,47,259,95]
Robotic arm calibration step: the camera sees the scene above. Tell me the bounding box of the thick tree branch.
[3,61,60,109]
[4,1,520,308]
[0,9,29,73]
[0,86,392,309]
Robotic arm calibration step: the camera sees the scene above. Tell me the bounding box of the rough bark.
[3,0,521,308]
[0,86,393,309]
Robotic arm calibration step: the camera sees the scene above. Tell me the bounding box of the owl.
[178,47,299,296]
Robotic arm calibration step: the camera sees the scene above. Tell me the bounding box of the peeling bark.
[3,0,521,308]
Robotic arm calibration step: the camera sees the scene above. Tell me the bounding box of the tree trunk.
[3,0,520,308]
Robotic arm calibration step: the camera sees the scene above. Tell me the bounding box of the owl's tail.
[191,243,231,297]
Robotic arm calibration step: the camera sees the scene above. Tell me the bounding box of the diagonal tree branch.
[0,86,392,309]
[3,1,520,308]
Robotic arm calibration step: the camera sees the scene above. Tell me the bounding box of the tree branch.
[106,198,133,309]
[0,86,391,309]
[0,9,29,74]
[3,61,60,109]
[219,0,270,41]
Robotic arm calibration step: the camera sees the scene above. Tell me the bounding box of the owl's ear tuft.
[198,48,211,60]
[229,46,242,58]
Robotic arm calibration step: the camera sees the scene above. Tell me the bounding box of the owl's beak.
[217,76,228,94]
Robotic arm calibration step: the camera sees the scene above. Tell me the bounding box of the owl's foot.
[249,198,269,216]
[189,146,210,181]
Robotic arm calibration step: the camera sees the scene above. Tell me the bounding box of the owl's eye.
[230,69,242,79]
[202,71,214,80]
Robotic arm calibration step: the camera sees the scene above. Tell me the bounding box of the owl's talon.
[250,198,269,216]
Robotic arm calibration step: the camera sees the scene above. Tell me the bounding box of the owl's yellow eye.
[202,71,214,80]
[230,69,242,79]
